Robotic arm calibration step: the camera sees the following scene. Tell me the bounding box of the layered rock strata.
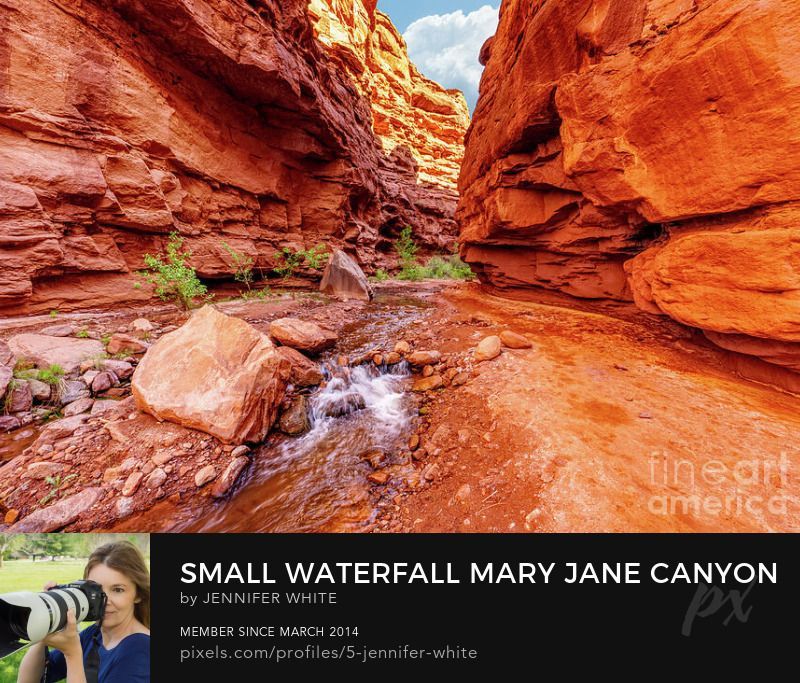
[458,0,800,388]
[0,0,467,315]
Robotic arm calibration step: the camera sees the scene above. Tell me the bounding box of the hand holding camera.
[0,579,107,659]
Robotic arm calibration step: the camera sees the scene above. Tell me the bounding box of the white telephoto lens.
[0,592,53,642]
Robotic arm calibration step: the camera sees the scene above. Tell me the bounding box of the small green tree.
[222,242,255,292]
[139,232,207,311]
[0,533,22,568]
[395,226,418,267]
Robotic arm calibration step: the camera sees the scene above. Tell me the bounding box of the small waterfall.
[308,361,410,428]
[172,290,431,532]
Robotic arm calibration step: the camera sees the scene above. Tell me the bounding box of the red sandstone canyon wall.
[458,0,800,387]
[0,0,468,314]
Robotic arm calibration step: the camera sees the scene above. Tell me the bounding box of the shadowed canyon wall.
[0,0,468,314]
[458,0,800,390]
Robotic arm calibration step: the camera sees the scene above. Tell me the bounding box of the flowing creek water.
[156,291,435,532]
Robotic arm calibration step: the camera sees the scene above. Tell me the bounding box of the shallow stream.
[165,291,434,532]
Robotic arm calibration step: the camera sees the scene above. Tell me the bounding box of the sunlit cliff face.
[456,0,800,391]
[308,0,470,190]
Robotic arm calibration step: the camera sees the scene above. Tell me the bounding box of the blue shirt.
[45,623,150,683]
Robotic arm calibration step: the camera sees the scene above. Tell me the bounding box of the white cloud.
[403,5,499,113]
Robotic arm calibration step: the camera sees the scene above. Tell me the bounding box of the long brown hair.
[84,541,151,629]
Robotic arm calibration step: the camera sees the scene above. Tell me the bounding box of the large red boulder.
[132,306,290,444]
[319,249,373,300]
[269,318,337,354]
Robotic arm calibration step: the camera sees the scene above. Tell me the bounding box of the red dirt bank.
[377,285,799,533]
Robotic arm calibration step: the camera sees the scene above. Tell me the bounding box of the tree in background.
[0,533,22,568]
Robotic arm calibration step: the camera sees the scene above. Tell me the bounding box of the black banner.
[151,533,797,674]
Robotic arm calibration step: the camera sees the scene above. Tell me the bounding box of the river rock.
[422,365,434,378]
[82,370,100,386]
[27,378,51,402]
[101,359,134,379]
[145,467,167,489]
[500,330,533,349]
[194,464,216,487]
[451,372,469,387]
[322,392,366,418]
[0,366,13,400]
[60,380,91,405]
[25,461,64,479]
[107,333,149,355]
[0,416,21,432]
[6,334,104,374]
[319,249,374,301]
[211,456,250,498]
[37,414,89,443]
[0,340,15,367]
[132,305,290,444]
[268,318,337,354]
[276,346,324,387]
[132,318,154,333]
[12,487,104,532]
[358,448,386,469]
[39,324,75,337]
[231,445,250,458]
[121,471,144,497]
[474,336,502,362]
[278,396,310,435]
[384,352,402,365]
[7,381,32,412]
[91,371,117,394]
[412,375,443,392]
[63,397,94,417]
[406,350,441,366]
[394,341,411,355]
[90,400,117,417]
[367,471,390,485]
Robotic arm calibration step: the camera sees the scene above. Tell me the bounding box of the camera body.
[0,579,107,659]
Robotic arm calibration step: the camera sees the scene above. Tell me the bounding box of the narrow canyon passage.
[1,0,798,535]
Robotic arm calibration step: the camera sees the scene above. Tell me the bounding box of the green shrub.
[397,262,425,281]
[37,364,65,386]
[76,328,90,338]
[272,244,330,279]
[49,309,59,318]
[421,253,473,280]
[303,244,330,270]
[393,230,473,281]
[139,232,208,311]
[241,287,273,300]
[372,268,389,281]
[222,242,255,292]
[12,358,34,378]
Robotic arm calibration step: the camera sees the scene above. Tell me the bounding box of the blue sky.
[376,1,499,113]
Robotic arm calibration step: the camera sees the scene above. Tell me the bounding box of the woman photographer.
[17,541,150,683]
